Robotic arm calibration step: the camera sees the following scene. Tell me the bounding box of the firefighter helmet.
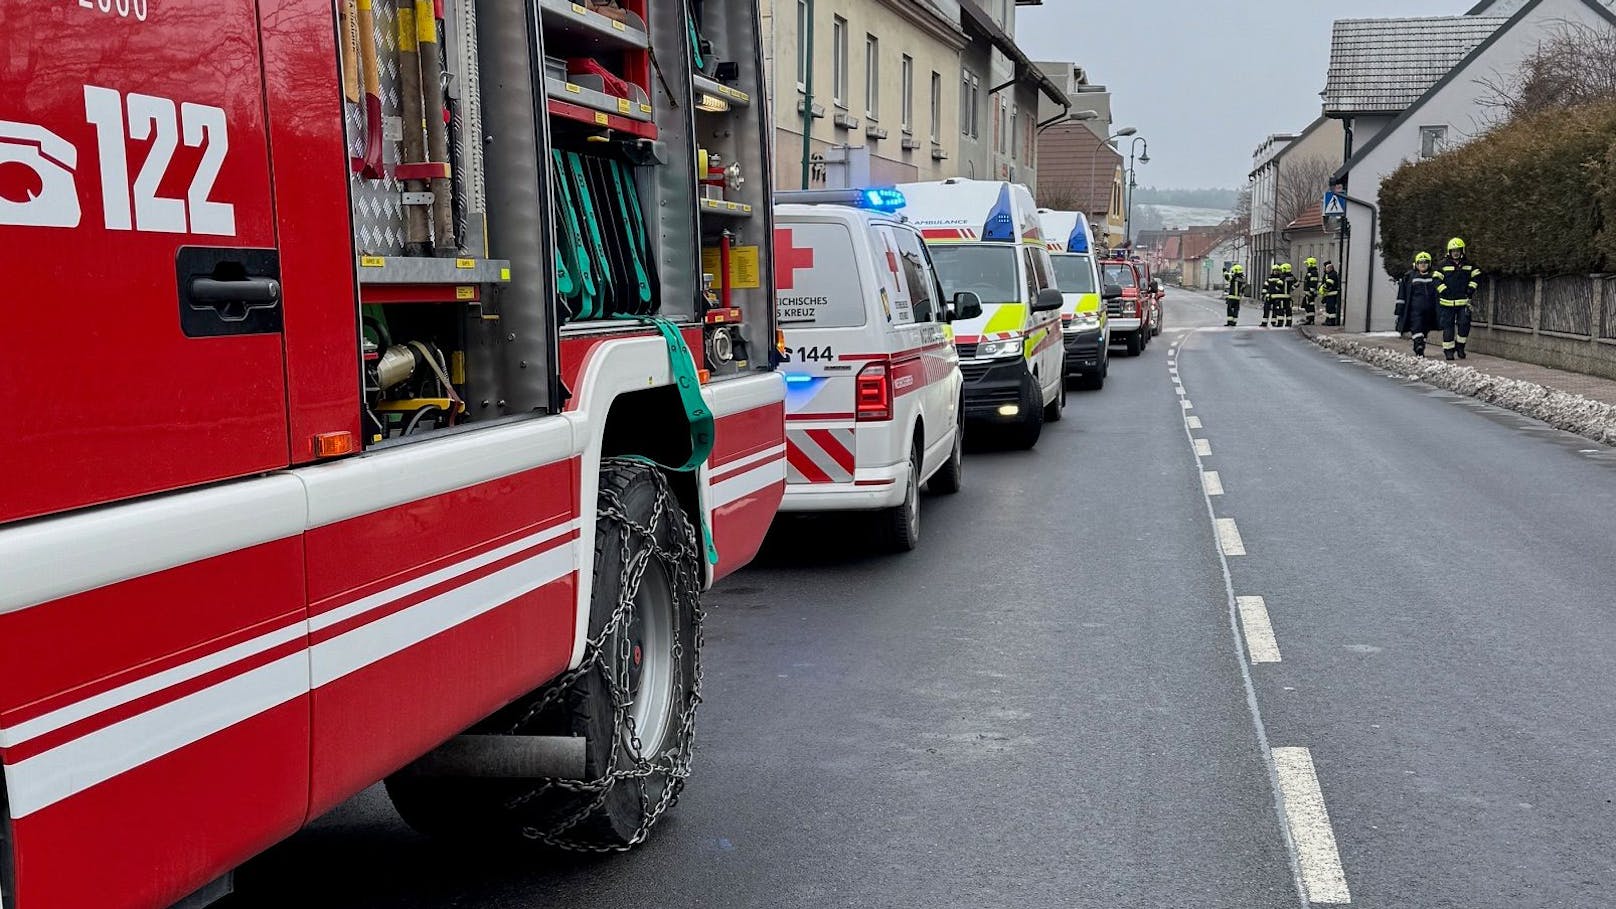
[1447,237,1467,252]
[1415,251,1433,264]
[1231,264,1244,275]
[1281,262,1293,273]
[1305,257,1317,267]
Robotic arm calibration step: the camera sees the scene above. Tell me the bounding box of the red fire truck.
[0,0,780,906]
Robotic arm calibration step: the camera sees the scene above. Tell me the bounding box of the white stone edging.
[1308,333,1616,446]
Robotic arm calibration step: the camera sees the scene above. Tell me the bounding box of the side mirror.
[1102,283,1124,300]
[948,291,983,321]
[1032,287,1065,313]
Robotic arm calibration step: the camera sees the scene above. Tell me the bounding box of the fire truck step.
[400,734,588,780]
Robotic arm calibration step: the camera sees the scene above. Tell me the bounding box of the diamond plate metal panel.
[347,0,407,255]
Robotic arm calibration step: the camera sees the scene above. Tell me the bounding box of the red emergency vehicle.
[0,0,780,905]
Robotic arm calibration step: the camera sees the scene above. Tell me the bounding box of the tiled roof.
[1322,16,1505,114]
[1288,204,1324,231]
[1034,122,1122,216]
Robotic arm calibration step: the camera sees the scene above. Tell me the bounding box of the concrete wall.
[1339,0,1616,331]
[768,0,966,189]
[1468,275,1616,380]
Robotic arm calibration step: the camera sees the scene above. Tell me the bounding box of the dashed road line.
[1175,325,1311,908]
[1202,469,1223,495]
[1181,399,1193,410]
[1194,438,1212,457]
[1216,517,1246,556]
[1237,596,1281,663]
[1187,416,1203,429]
[1272,747,1353,904]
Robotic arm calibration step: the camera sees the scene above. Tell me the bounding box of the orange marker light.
[313,431,358,458]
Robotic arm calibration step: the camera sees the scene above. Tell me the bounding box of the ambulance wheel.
[1125,332,1142,357]
[1008,383,1044,450]
[1044,371,1065,422]
[928,415,964,495]
[386,459,701,850]
[878,446,922,552]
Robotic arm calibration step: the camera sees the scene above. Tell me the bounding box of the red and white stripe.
[786,427,857,485]
[919,227,980,242]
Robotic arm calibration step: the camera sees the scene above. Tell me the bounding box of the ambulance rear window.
[775,222,868,328]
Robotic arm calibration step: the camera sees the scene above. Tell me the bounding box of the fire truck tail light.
[855,363,892,422]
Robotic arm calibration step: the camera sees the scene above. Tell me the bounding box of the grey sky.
[1015,0,1475,189]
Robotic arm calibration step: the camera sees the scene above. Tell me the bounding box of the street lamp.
[1035,108,1098,135]
[1087,126,1136,248]
[1125,135,1149,246]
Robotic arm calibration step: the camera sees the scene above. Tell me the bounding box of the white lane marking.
[1272,747,1352,904]
[1203,470,1224,495]
[1216,517,1245,556]
[1187,416,1203,429]
[1177,326,1312,907]
[1237,596,1281,663]
[1181,399,1193,410]
[1194,438,1212,457]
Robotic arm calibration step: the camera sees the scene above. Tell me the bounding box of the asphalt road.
[226,289,1616,908]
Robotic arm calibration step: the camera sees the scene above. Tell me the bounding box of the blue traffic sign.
[1322,192,1346,217]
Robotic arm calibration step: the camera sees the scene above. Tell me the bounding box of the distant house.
[1035,122,1125,247]
[1325,0,1616,331]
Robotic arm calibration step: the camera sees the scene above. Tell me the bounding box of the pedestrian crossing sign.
[1322,192,1346,217]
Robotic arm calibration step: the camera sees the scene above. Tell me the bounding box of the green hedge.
[1379,100,1616,277]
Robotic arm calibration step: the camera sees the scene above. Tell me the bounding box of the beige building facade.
[766,0,967,190]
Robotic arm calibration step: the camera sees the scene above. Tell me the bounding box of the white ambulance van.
[895,179,1066,449]
[772,188,974,551]
[1037,208,1117,389]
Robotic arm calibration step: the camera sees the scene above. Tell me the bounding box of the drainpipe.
[800,0,815,190]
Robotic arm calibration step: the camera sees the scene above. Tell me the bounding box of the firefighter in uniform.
[1436,237,1481,360]
[1301,257,1321,324]
[1224,264,1248,327]
[1280,262,1298,327]
[1321,261,1342,325]
[1395,252,1440,356]
[1261,264,1286,328]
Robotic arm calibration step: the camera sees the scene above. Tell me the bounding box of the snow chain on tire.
[502,459,704,852]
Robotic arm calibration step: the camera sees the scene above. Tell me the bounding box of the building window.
[795,0,808,89]
[959,69,979,139]
[1420,125,1448,158]
[929,71,941,142]
[864,35,879,119]
[831,16,847,106]
[1010,105,1019,160]
[900,55,913,132]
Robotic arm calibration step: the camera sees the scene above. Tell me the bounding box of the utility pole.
[799,0,815,190]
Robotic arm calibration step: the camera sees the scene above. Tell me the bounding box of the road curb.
[1300,327,1616,446]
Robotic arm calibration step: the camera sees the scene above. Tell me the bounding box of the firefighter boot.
[1456,342,1467,360]
[1444,348,1456,361]
[1412,334,1426,357]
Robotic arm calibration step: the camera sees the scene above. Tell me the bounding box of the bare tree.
[1479,20,1616,121]
[1274,155,1336,233]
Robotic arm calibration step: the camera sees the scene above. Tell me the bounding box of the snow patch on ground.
[1310,334,1616,446]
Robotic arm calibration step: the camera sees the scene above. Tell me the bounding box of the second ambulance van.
[1037,208,1113,389]
[896,179,1066,449]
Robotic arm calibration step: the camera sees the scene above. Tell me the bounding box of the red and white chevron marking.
[786,427,857,485]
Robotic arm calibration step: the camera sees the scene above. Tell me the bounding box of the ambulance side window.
[1022,249,1039,301]
[892,228,938,322]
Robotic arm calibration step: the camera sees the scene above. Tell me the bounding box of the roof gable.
[1334,0,1616,183]
[1322,16,1505,114]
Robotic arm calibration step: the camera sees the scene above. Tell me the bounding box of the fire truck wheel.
[927,414,964,495]
[386,459,701,851]
[1124,331,1142,357]
[877,445,922,553]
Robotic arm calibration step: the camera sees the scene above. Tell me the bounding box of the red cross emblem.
[774,228,815,291]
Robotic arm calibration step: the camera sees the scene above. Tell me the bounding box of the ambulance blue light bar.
[775,188,907,212]
[1067,225,1090,253]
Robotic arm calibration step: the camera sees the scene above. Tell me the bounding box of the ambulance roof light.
[774,188,907,212]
